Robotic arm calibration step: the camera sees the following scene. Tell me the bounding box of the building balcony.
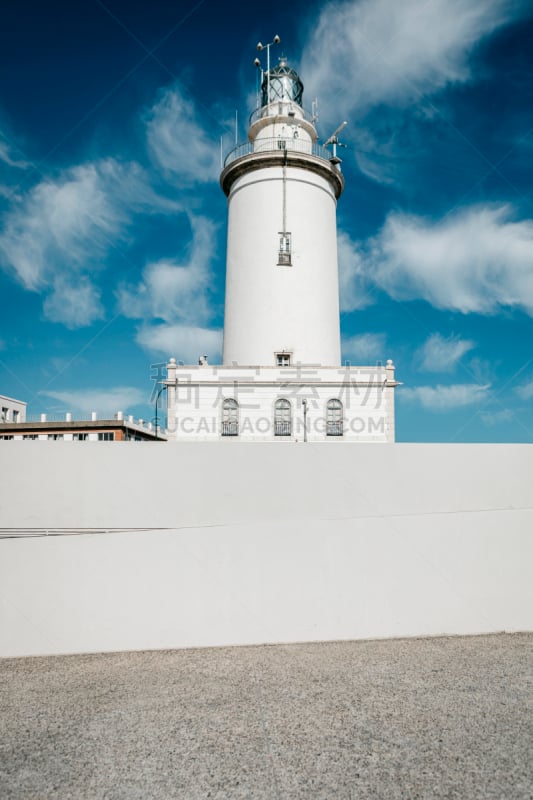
[221,420,239,437]
[274,421,292,437]
[326,421,344,437]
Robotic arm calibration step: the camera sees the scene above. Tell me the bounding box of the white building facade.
[166,52,398,442]
[0,394,26,424]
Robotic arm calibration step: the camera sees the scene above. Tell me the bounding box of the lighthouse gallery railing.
[224,138,334,168]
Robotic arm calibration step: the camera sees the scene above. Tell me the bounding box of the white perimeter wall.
[0,442,531,657]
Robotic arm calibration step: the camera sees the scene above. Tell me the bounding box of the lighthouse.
[221,53,342,368]
[165,39,398,442]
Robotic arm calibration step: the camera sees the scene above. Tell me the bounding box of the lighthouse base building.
[165,360,397,442]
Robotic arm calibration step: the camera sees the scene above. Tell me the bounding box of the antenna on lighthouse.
[255,35,281,110]
[324,121,348,163]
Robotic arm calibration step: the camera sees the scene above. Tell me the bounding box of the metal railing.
[221,420,239,437]
[224,137,333,168]
[274,421,292,437]
[326,421,344,437]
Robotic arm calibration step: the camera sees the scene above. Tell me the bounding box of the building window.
[278,232,292,265]
[1,407,8,422]
[98,432,115,441]
[221,398,239,436]
[47,434,64,440]
[23,434,38,440]
[0,435,14,440]
[326,399,343,436]
[275,352,291,367]
[73,433,88,441]
[274,398,292,436]
[12,410,19,422]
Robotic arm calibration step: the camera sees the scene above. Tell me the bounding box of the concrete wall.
[1,443,531,657]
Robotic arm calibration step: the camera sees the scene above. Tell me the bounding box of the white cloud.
[300,0,526,122]
[342,332,386,363]
[515,381,533,401]
[118,215,221,363]
[367,205,533,315]
[0,158,176,327]
[43,277,104,329]
[146,84,220,184]
[41,386,147,417]
[416,333,475,372]
[480,408,514,427]
[401,382,490,410]
[337,230,373,311]
[118,215,216,326]
[137,324,222,363]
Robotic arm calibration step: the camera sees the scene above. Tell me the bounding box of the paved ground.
[0,633,531,799]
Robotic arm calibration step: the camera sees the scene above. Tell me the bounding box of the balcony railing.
[326,421,344,437]
[221,420,239,437]
[224,137,334,168]
[274,421,292,437]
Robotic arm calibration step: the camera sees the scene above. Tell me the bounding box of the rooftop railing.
[224,137,334,168]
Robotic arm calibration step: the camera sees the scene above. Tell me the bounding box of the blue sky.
[0,0,532,442]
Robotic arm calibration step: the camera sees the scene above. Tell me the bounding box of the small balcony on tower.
[224,135,336,169]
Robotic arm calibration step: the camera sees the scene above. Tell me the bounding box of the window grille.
[222,398,239,436]
[274,398,292,436]
[326,399,343,436]
[98,432,114,441]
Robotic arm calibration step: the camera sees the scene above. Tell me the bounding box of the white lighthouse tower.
[222,53,342,368]
[165,40,398,442]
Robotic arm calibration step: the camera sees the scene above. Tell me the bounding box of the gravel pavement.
[1,633,531,799]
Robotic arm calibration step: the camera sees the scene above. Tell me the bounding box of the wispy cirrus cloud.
[342,332,386,363]
[118,215,216,326]
[401,382,490,411]
[337,229,373,311]
[416,333,475,373]
[137,324,222,363]
[301,0,527,120]
[0,158,178,328]
[366,204,533,315]
[0,137,29,170]
[118,214,222,362]
[300,0,529,187]
[145,84,220,184]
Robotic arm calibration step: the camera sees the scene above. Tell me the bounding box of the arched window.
[221,398,239,436]
[326,399,343,436]
[274,398,291,437]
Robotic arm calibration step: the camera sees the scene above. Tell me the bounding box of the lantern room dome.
[261,57,304,107]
